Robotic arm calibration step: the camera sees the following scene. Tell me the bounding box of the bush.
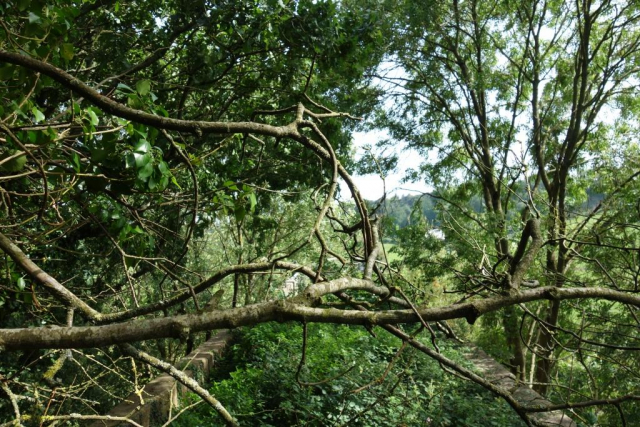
[175,323,526,426]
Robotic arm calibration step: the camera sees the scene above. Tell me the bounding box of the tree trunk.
[503,305,526,381]
[533,299,561,394]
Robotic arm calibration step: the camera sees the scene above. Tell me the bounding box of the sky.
[343,61,432,201]
[346,130,430,201]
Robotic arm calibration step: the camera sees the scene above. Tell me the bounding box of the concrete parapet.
[91,330,232,427]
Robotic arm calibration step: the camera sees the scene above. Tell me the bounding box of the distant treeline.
[371,189,604,230]
[372,194,438,229]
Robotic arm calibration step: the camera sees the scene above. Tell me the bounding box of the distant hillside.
[371,194,437,228]
[370,187,604,231]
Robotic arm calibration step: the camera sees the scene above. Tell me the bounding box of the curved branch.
[100,261,321,323]
[0,50,293,137]
[121,344,238,426]
[523,394,640,413]
[1,284,639,351]
[510,217,542,289]
[0,231,102,321]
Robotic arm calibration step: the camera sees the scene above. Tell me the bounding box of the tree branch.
[1,284,638,351]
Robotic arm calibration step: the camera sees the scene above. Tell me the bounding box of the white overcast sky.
[345,130,430,201]
[343,62,432,201]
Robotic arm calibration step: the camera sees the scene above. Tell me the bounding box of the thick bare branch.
[1,283,638,351]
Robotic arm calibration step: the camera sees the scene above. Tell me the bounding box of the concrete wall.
[91,331,232,427]
[464,344,576,427]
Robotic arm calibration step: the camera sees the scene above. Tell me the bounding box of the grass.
[382,242,403,263]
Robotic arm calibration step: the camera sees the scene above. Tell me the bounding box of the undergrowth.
[176,323,526,426]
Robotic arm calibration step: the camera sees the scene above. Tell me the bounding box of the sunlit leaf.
[60,43,75,60]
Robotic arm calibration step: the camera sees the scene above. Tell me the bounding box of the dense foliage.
[0,0,639,426]
[177,323,524,427]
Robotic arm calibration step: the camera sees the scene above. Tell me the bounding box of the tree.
[374,0,640,415]
[0,0,638,425]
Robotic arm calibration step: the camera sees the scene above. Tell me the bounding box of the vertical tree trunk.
[503,305,526,381]
[533,299,561,394]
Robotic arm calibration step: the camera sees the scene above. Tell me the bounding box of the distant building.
[426,228,445,240]
[281,273,300,297]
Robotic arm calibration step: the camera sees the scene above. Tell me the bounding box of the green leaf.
[16,277,26,291]
[154,106,169,117]
[136,80,151,96]
[116,83,134,93]
[28,12,41,24]
[234,205,246,223]
[71,152,81,172]
[11,101,27,119]
[60,43,74,60]
[134,139,151,154]
[125,152,136,169]
[86,109,99,126]
[158,174,169,190]
[46,127,57,140]
[127,94,143,109]
[35,44,50,58]
[157,161,170,175]
[170,175,182,190]
[27,131,37,143]
[137,161,154,180]
[224,180,239,191]
[90,147,107,162]
[22,292,33,304]
[17,0,30,11]
[90,135,115,162]
[148,173,158,190]
[134,153,152,168]
[31,107,45,123]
